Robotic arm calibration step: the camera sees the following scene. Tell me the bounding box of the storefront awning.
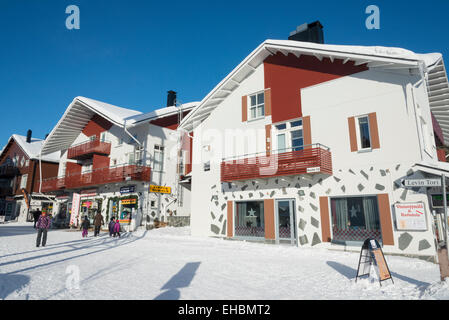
[413,161,449,179]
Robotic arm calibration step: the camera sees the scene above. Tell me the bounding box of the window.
[82,162,93,173]
[274,119,304,153]
[25,159,29,167]
[100,132,107,142]
[150,200,156,208]
[20,174,28,189]
[330,196,381,243]
[89,135,96,142]
[128,152,135,165]
[153,145,164,172]
[248,92,265,120]
[117,136,123,146]
[235,201,265,238]
[357,116,371,149]
[204,161,210,172]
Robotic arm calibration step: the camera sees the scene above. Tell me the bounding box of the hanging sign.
[80,189,98,197]
[70,193,81,227]
[120,186,136,194]
[121,198,137,205]
[402,179,441,187]
[355,239,393,286]
[394,202,428,231]
[150,185,171,194]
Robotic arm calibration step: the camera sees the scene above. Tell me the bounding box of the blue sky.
[0,0,448,145]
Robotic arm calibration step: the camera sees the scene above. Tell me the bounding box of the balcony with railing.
[221,144,332,182]
[0,165,19,178]
[40,164,151,192]
[67,139,112,160]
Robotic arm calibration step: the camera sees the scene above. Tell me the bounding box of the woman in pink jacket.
[113,219,121,238]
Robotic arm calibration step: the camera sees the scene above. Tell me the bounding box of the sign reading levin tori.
[394,202,428,231]
[402,179,441,187]
[150,185,171,194]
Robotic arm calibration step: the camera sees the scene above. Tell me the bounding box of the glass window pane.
[275,123,286,130]
[257,105,264,117]
[277,134,286,152]
[291,130,303,139]
[235,201,265,238]
[250,95,257,106]
[251,107,256,119]
[257,93,264,105]
[358,116,371,149]
[291,120,302,127]
[292,138,303,151]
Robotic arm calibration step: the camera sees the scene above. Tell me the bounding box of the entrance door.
[276,199,296,245]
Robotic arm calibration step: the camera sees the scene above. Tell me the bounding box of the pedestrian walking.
[108,217,115,237]
[113,219,121,238]
[33,210,41,228]
[36,210,51,247]
[93,211,104,237]
[80,215,90,238]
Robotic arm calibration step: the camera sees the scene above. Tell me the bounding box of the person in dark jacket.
[36,211,51,247]
[108,217,115,237]
[80,215,90,238]
[33,210,41,228]
[93,211,104,237]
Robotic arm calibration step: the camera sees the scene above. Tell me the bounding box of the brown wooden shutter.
[242,96,247,122]
[264,199,275,240]
[265,124,271,156]
[377,194,394,245]
[264,89,272,116]
[303,116,311,149]
[319,196,331,242]
[369,112,380,149]
[348,117,358,152]
[227,201,233,237]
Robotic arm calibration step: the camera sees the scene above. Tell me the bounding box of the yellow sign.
[121,199,137,205]
[150,185,171,194]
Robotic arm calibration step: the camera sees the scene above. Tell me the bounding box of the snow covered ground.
[1,222,448,300]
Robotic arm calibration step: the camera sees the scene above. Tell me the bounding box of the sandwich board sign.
[355,239,393,286]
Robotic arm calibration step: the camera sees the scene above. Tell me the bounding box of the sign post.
[355,239,393,286]
[437,174,449,281]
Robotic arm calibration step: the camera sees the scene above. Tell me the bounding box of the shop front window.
[235,201,264,238]
[330,196,381,243]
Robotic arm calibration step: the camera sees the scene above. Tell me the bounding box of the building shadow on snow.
[154,262,201,300]
[0,273,30,299]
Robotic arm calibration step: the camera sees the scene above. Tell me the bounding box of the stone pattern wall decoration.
[203,160,435,257]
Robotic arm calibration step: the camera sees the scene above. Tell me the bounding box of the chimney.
[45,133,49,140]
[288,21,324,44]
[26,129,32,143]
[167,90,177,107]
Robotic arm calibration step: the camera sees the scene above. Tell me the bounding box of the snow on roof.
[127,101,199,126]
[76,96,143,125]
[5,134,60,162]
[180,39,444,131]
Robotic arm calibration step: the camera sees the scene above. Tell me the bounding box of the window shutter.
[348,117,358,152]
[319,196,331,242]
[265,124,271,156]
[264,89,272,116]
[369,112,380,149]
[377,194,394,245]
[303,116,311,149]
[242,96,247,122]
[227,201,233,237]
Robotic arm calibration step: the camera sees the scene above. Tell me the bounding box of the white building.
[40,95,197,230]
[179,38,449,262]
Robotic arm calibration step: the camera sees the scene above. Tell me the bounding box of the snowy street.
[1,222,448,300]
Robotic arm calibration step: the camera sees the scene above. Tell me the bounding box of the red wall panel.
[264,53,368,123]
[82,114,113,138]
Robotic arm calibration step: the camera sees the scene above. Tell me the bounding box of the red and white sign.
[70,193,81,227]
[394,202,428,231]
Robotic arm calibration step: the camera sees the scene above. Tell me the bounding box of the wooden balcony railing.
[67,139,111,160]
[40,164,151,192]
[221,144,332,182]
